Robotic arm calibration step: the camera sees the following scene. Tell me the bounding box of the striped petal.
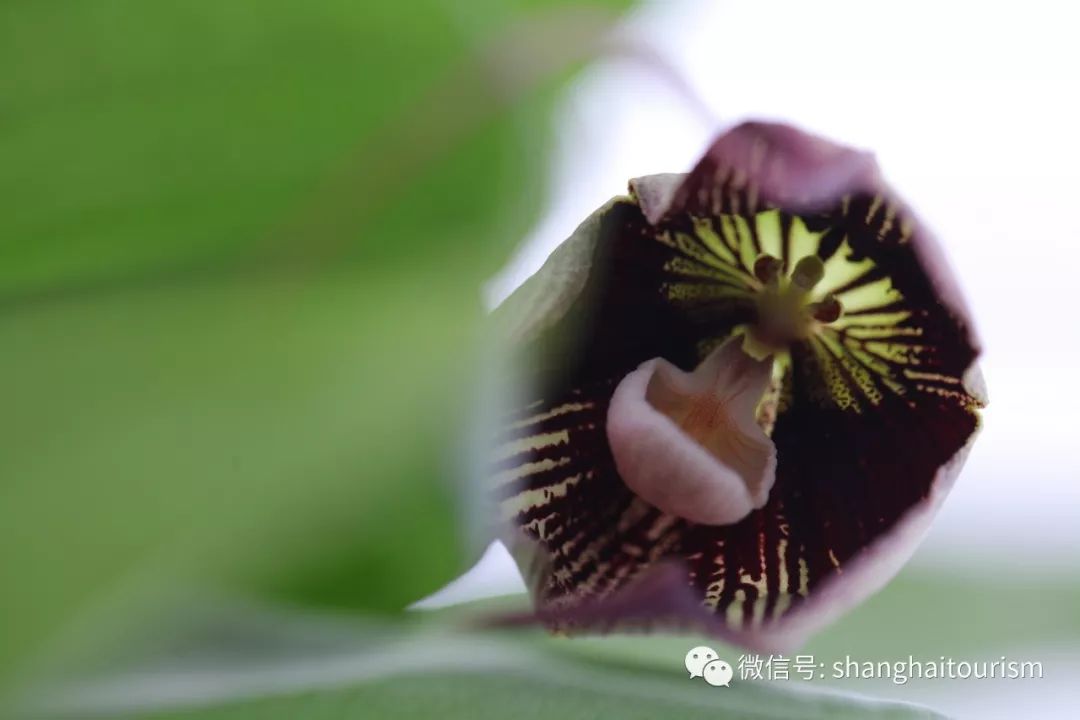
[488,121,984,650]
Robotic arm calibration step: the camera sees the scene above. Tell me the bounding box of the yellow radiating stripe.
[726,588,746,627]
[819,239,874,296]
[842,342,907,397]
[704,579,725,610]
[865,195,884,225]
[559,489,628,593]
[772,593,792,620]
[835,276,901,313]
[809,335,862,413]
[664,282,753,304]
[839,321,918,339]
[606,531,680,600]
[777,537,790,597]
[878,202,898,239]
[521,510,558,542]
[493,455,570,486]
[703,540,727,610]
[719,214,742,260]
[738,571,769,627]
[663,258,756,301]
[492,429,569,462]
[506,401,593,431]
[788,216,821,263]
[669,230,751,285]
[734,214,758,271]
[645,512,678,541]
[818,332,885,407]
[561,532,607,596]
[657,229,718,270]
[557,526,590,562]
[863,339,928,366]
[693,216,739,266]
[755,209,784,259]
[503,472,583,519]
[902,370,961,384]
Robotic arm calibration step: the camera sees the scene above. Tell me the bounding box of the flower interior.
[490,123,984,650]
[608,205,925,527]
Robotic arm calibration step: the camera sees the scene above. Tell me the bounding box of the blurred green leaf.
[38,567,1070,718]
[511,567,1080,701]
[0,270,467,677]
[0,0,621,300]
[0,0,631,686]
[800,570,1080,661]
[142,663,944,720]
[25,614,946,720]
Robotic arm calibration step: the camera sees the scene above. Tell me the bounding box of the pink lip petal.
[607,337,776,526]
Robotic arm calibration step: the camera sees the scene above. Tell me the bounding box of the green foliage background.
[1,0,575,683]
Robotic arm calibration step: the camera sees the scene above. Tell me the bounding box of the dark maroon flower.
[489,121,985,651]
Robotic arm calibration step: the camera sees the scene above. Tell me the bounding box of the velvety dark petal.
[490,199,719,606]
[492,378,682,610]
[494,198,756,396]
[666,121,882,219]
[663,121,983,402]
[490,121,984,650]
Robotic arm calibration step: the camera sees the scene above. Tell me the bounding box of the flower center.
[748,254,843,356]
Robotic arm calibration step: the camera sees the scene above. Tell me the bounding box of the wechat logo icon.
[685,646,733,687]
